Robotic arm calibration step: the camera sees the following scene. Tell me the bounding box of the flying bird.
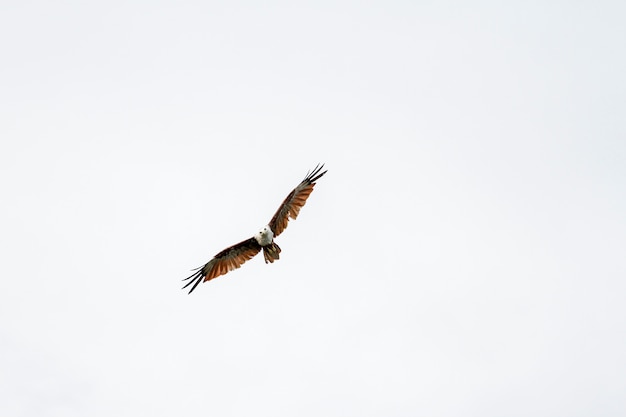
[183,164,327,293]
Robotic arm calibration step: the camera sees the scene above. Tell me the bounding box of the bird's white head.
[254,225,274,246]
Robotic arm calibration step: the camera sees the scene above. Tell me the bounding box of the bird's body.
[183,164,327,293]
[255,225,281,263]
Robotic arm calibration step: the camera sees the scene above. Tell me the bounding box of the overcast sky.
[1,1,625,416]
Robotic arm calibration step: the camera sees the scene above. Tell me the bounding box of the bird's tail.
[263,242,281,264]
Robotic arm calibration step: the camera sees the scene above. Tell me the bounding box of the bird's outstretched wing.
[183,237,262,294]
[268,164,327,238]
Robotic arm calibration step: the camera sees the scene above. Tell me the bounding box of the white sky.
[1,1,625,416]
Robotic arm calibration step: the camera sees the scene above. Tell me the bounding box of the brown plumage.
[262,242,282,263]
[183,164,327,294]
[269,169,323,237]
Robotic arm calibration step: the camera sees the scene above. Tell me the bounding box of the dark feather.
[268,164,327,237]
[182,237,261,294]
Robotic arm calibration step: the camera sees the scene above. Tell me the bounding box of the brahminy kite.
[183,164,327,293]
